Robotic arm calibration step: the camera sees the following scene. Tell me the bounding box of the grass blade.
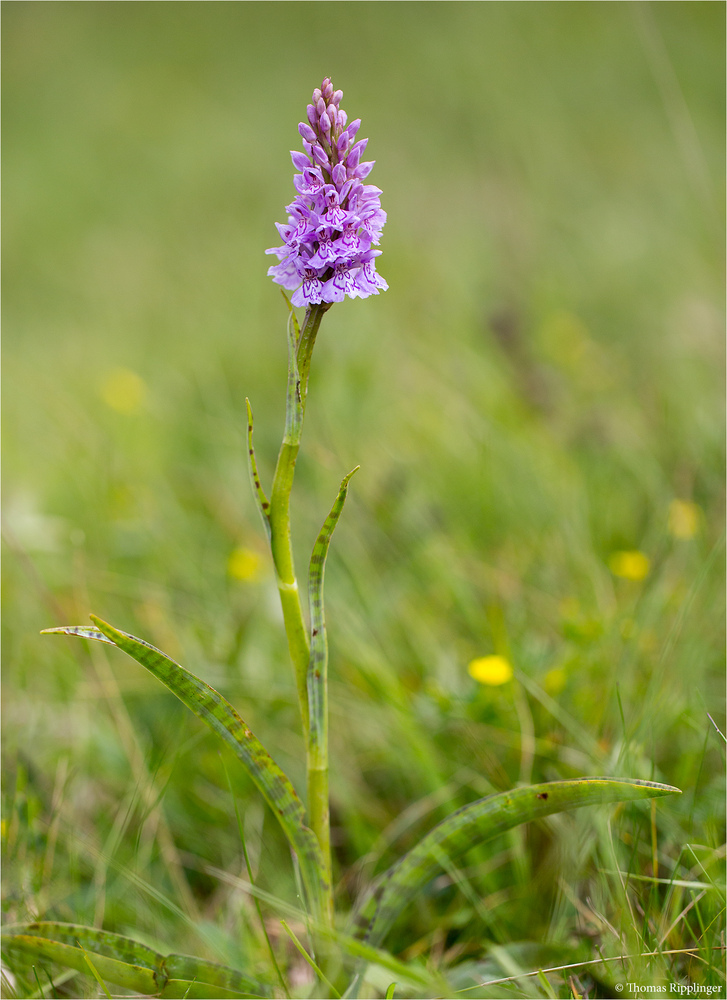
[42,618,329,920]
[355,778,681,948]
[77,945,112,999]
[2,923,265,999]
[279,921,341,1000]
[31,966,45,1000]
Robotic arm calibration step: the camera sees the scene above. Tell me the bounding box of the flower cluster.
[266,78,387,307]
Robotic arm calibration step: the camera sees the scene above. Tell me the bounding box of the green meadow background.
[3,3,724,997]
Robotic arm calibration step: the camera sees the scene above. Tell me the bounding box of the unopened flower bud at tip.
[333,89,343,106]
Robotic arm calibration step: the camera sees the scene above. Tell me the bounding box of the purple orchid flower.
[267,78,387,305]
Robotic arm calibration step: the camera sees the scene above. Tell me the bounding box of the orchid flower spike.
[266,79,388,307]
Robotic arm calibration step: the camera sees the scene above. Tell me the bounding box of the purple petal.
[291,150,311,171]
[268,259,303,291]
[353,160,375,180]
[311,144,329,168]
[338,178,355,203]
[349,137,369,163]
[358,258,388,293]
[337,133,350,156]
[299,122,317,143]
[346,145,362,171]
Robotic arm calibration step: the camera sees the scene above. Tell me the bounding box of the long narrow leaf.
[1,922,265,999]
[42,618,328,919]
[246,399,271,541]
[164,953,264,999]
[355,778,680,948]
[307,467,359,756]
[3,924,155,994]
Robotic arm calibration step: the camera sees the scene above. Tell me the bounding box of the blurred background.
[3,3,725,996]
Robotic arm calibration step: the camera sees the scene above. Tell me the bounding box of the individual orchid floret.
[266,78,387,306]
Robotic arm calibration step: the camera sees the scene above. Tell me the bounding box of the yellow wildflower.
[468,655,513,686]
[100,367,146,414]
[228,547,265,581]
[608,550,650,581]
[668,499,701,540]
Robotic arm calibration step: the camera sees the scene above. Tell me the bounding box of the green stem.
[268,301,334,921]
[297,301,329,408]
[269,303,328,734]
